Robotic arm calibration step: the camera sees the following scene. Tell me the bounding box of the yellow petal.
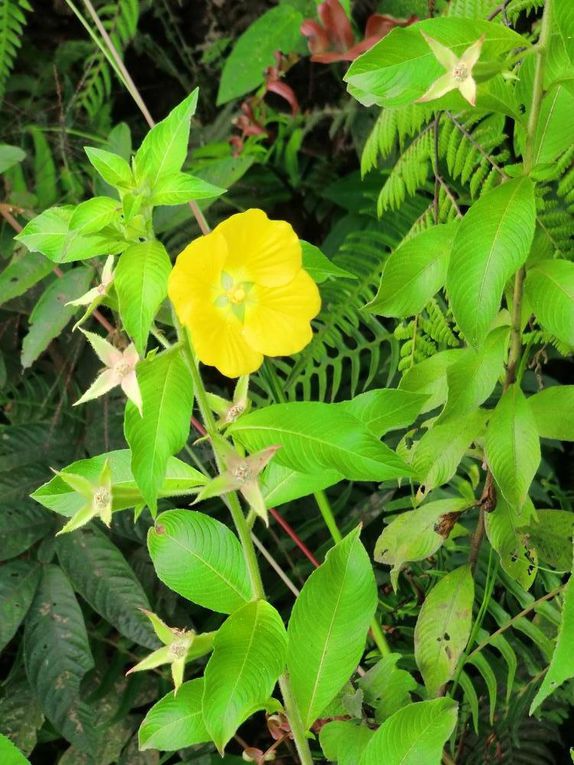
[243,269,321,356]
[187,305,263,378]
[416,72,456,103]
[459,35,485,71]
[168,230,228,325]
[216,209,301,287]
[420,32,459,71]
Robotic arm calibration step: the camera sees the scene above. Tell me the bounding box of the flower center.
[114,361,132,378]
[168,632,193,659]
[453,63,468,82]
[93,487,111,508]
[232,462,252,484]
[227,285,246,304]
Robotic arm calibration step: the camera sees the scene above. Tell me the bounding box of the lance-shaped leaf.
[124,347,194,512]
[0,560,41,653]
[447,178,536,347]
[399,349,464,413]
[203,600,287,752]
[374,498,469,590]
[149,172,225,206]
[320,721,374,765]
[412,409,487,499]
[360,698,458,765]
[340,389,429,437]
[85,147,133,189]
[287,527,377,728]
[139,678,210,751]
[439,325,509,422]
[135,90,198,185]
[530,561,574,713]
[301,241,356,283]
[148,509,251,613]
[414,565,474,697]
[528,386,574,441]
[357,654,417,722]
[524,259,574,348]
[228,402,413,482]
[114,240,171,355]
[367,224,456,318]
[485,384,540,509]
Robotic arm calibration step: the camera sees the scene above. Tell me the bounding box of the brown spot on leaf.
[433,512,461,538]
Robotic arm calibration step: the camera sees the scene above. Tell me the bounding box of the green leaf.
[29,127,57,208]
[447,178,536,347]
[414,565,474,697]
[228,403,413,482]
[69,197,120,234]
[0,250,54,307]
[525,259,574,347]
[485,495,537,590]
[320,721,374,765]
[21,267,94,369]
[527,509,574,572]
[438,326,508,422]
[115,241,171,355]
[344,18,525,108]
[85,147,133,189]
[339,389,429,436]
[55,525,156,649]
[412,410,487,497]
[0,679,44,757]
[139,678,209,751]
[532,84,574,166]
[0,560,41,652]
[399,349,464,413]
[357,654,416,723]
[367,224,457,318]
[262,462,341,507]
[24,565,95,751]
[148,509,251,613]
[150,172,224,206]
[16,206,127,264]
[124,348,194,512]
[360,698,458,765]
[217,6,303,104]
[374,499,469,590]
[0,144,26,174]
[485,384,540,509]
[0,503,54,561]
[0,733,30,765]
[203,600,287,751]
[528,386,574,440]
[287,527,377,728]
[530,561,574,712]
[32,450,206,518]
[301,241,356,284]
[135,90,198,186]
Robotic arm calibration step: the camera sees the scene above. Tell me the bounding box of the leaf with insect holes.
[485,494,537,590]
[287,527,377,729]
[375,498,469,591]
[414,565,474,697]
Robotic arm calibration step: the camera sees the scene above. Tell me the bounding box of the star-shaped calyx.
[417,33,485,106]
[55,459,113,534]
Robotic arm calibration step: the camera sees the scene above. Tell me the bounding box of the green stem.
[279,677,314,765]
[181,334,265,600]
[180,336,314,765]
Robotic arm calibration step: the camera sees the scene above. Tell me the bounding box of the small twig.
[487,0,512,21]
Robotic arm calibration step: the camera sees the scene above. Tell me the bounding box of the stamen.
[453,63,468,82]
[93,487,111,508]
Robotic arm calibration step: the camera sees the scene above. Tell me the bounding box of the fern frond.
[447,0,501,16]
[362,105,432,176]
[75,0,139,120]
[507,0,545,23]
[255,198,425,402]
[395,298,461,373]
[0,0,32,102]
[377,127,434,213]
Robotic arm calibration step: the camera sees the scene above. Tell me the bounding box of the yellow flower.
[168,209,321,378]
